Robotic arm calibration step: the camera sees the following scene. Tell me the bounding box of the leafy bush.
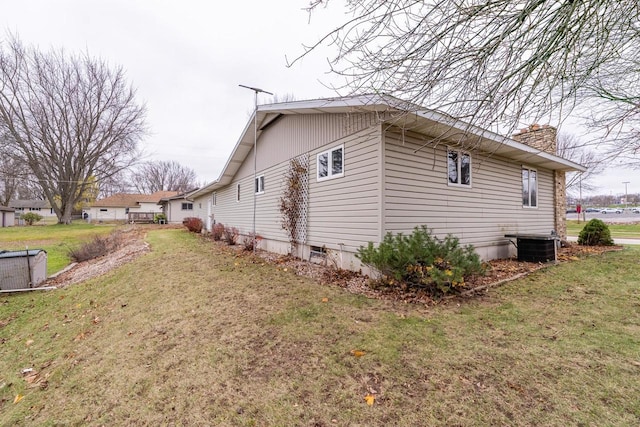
[211,223,225,241]
[223,226,239,245]
[68,231,123,262]
[183,217,203,233]
[154,213,167,224]
[20,212,43,225]
[356,226,484,295]
[578,219,614,246]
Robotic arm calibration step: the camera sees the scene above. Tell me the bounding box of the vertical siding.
[235,113,382,180]
[306,126,381,252]
[383,132,555,249]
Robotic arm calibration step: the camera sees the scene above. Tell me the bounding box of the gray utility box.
[0,250,48,290]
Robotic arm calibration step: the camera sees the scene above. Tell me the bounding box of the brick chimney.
[512,124,567,241]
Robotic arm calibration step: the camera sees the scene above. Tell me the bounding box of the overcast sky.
[2,1,636,197]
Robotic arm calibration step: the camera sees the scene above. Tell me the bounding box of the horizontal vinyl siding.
[384,132,555,249]
[306,126,381,252]
[191,195,209,226]
[235,113,382,180]
[212,163,288,242]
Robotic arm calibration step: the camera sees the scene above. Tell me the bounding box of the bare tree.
[0,144,20,205]
[129,160,198,194]
[300,1,640,159]
[97,169,131,198]
[556,133,606,195]
[0,36,146,223]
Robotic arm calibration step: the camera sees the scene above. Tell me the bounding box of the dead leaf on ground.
[350,350,366,358]
[364,394,375,406]
[24,372,39,384]
[321,298,329,303]
[13,394,24,404]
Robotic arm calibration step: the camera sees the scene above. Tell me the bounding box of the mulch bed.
[243,241,624,305]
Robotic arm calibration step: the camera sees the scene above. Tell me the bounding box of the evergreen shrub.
[577,219,614,246]
[356,225,484,295]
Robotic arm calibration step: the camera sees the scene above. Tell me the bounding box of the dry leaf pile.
[250,242,623,304]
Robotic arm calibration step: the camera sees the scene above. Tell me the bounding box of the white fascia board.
[411,110,586,172]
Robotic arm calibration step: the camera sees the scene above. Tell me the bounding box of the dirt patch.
[44,225,155,288]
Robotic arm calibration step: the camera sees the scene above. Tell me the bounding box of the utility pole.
[239,84,273,253]
[623,181,630,210]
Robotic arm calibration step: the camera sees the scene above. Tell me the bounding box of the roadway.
[566,211,640,224]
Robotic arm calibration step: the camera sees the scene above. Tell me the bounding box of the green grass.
[0,223,115,274]
[567,220,640,239]
[1,229,639,426]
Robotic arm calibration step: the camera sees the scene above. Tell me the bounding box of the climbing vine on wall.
[279,156,308,251]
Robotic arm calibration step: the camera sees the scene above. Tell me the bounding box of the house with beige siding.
[86,191,178,222]
[190,95,585,270]
[158,191,197,224]
[9,199,57,219]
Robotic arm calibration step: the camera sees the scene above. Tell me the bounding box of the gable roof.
[92,191,179,208]
[190,94,586,198]
[158,189,198,203]
[9,199,51,209]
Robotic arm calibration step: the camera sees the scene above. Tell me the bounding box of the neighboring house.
[9,200,57,218]
[189,95,585,271]
[0,206,15,227]
[158,191,198,224]
[86,191,178,222]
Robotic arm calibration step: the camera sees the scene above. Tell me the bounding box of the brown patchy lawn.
[0,229,639,426]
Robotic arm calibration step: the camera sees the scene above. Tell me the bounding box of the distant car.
[584,207,600,213]
[566,208,577,213]
[601,208,622,214]
[632,208,640,214]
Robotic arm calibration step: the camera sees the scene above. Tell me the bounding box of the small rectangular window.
[212,193,217,206]
[181,203,193,210]
[100,208,108,212]
[236,184,241,202]
[522,167,538,208]
[317,145,344,181]
[447,148,471,187]
[255,175,265,194]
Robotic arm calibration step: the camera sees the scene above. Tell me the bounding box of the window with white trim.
[236,184,241,202]
[522,167,538,208]
[255,175,264,194]
[447,148,471,186]
[212,193,216,206]
[181,203,193,210]
[317,145,344,181]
